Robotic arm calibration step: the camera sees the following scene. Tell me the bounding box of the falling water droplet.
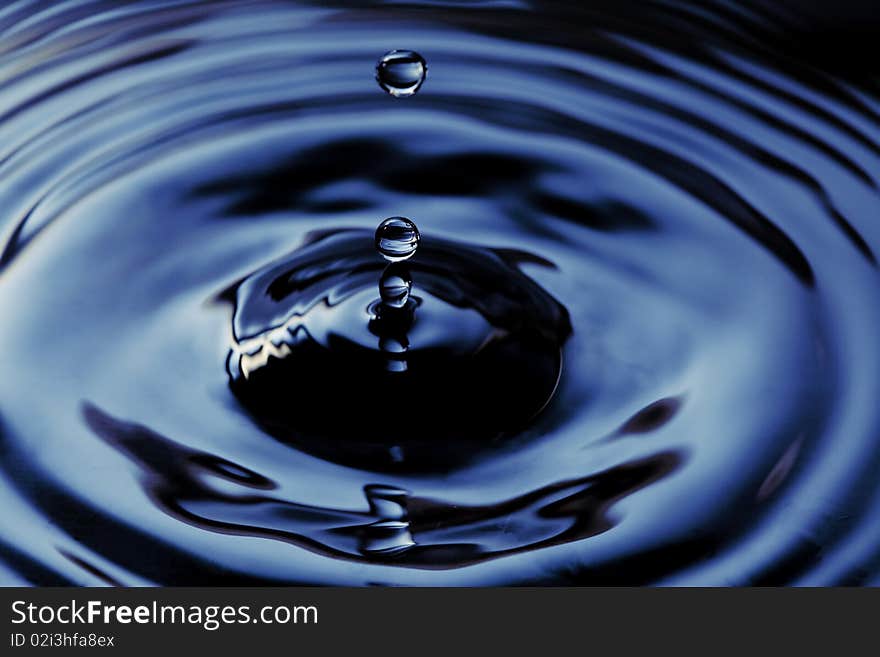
[375,216,420,262]
[375,49,427,97]
[379,263,412,309]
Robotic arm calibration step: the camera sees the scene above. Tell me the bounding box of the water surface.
[0,0,878,586]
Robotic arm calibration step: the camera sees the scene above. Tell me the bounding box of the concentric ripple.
[0,0,878,586]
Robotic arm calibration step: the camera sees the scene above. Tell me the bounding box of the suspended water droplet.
[375,49,427,97]
[375,216,420,262]
[379,263,412,309]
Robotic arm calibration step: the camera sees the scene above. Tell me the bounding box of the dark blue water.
[0,0,879,586]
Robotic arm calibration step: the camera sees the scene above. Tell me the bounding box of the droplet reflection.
[379,263,412,309]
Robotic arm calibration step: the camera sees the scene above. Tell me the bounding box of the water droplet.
[375,49,427,97]
[379,263,412,309]
[375,217,420,262]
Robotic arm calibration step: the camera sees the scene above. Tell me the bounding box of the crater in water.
[226,224,571,470]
